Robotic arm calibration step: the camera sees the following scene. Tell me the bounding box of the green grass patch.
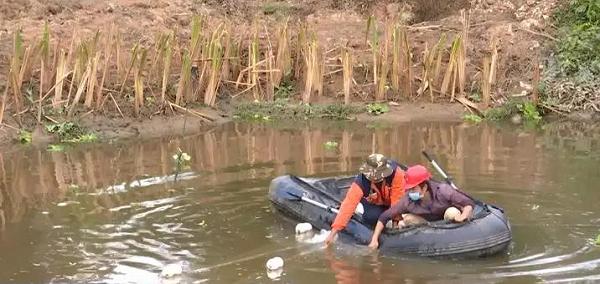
[45,122,98,143]
[47,144,66,152]
[17,130,32,144]
[263,2,294,16]
[484,100,542,122]
[234,99,363,121]
[366,102,389,116]
[463,114,483,123]
[324,141,339,150]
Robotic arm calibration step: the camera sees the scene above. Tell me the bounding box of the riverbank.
[0,0,585,149]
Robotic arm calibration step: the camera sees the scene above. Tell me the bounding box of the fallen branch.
[455,96,484,116]
[516,26,558,41]
[168,101,216,122]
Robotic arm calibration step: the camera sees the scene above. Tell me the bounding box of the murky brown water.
[0,120,599,283]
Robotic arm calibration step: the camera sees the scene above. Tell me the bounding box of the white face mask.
[408,191,422,201]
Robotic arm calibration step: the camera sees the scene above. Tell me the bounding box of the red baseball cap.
[404,165,432,189]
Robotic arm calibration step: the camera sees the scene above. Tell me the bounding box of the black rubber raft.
[268,175,512,257]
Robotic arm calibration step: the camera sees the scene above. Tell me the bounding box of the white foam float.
[267,268,283,280]
[266,256,284,271]
[160,262,183,278]
[295,223,313,235]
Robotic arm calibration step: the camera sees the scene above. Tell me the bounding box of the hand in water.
[324,230,337,246]
[368,240,379,250]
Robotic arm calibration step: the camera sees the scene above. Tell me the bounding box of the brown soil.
[0,0,559,147]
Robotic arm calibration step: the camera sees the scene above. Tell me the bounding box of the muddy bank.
[356,103,465,123]
[0,102,467,150]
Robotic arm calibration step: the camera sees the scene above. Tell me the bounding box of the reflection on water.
[0,121,599,283]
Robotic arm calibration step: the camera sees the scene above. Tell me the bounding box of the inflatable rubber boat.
[268,175,512,257]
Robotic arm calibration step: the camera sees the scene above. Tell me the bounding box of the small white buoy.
[295,223,313,235]
[160,262,183,278]
[266,257,284,271]
[355,203,364,215]
[267,268,283,280]
[444,207,462,221]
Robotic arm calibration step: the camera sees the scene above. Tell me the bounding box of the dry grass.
[342,44,353,105]
[1,12,493,125]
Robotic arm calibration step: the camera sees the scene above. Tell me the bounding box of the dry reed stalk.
[341,44,353,105]
[190,16,203,62]
[294,26,306,80]
[67,42,85,107]
[266,43,275,101]
[10,30,34,123]
[67,67,90,117]
[418,36,445,102]
[274,19,291,87]
[230,38,242,82]
[133,48,148,115]
[117,43,139,97]
[65,27,77,71]
[489,37,498,87]
[370,23,379,87]
[365,15,375,46]
[440,35,461,99]
[84,52,100,108]
[399,25,412,98]
[457,10,470,99]
[204,28,225,107]
[433,36,446,87]
[96,26,114,109]
[150,32,169,82]
[161,32,174,105]
[52,49,67,108]
[302,33,322,103]
[302,41,314,103]
[0,86,8,125]
[481,51,491,109]
[376,22,391,101]
[314,35,324,98]
[391,24,401,93]
[250,27,260,101]
[481,36,498,109]
[175,50,192,105]
[115,32,122,78]
[221,29,232,82]
[37,23,51,123]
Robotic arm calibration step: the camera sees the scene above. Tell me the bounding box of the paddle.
[282,186,341,214]
[282,185,364,216]
[422,150,487,210]
[421,151,458,190]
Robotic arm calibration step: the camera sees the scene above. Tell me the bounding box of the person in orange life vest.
[368,165,474,249]
[324,153,406,246]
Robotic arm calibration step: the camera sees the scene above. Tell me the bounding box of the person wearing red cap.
[324,153,406,246]
[367,165,474,249]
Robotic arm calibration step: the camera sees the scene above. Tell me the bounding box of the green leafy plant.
[595,234,600,246]
[45,122,97,143]
[274,78,294,100]
[324,141,339,150]
[47,144,66,152]
[518,102,542,121]
[17,130,32,144]
[172,148,192,173]
[366,102,390,116]
[463,114,483,123]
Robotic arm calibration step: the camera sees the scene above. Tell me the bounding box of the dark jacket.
[378,180,475,224]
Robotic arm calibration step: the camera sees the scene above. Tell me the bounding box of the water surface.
[0,120,599,283]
